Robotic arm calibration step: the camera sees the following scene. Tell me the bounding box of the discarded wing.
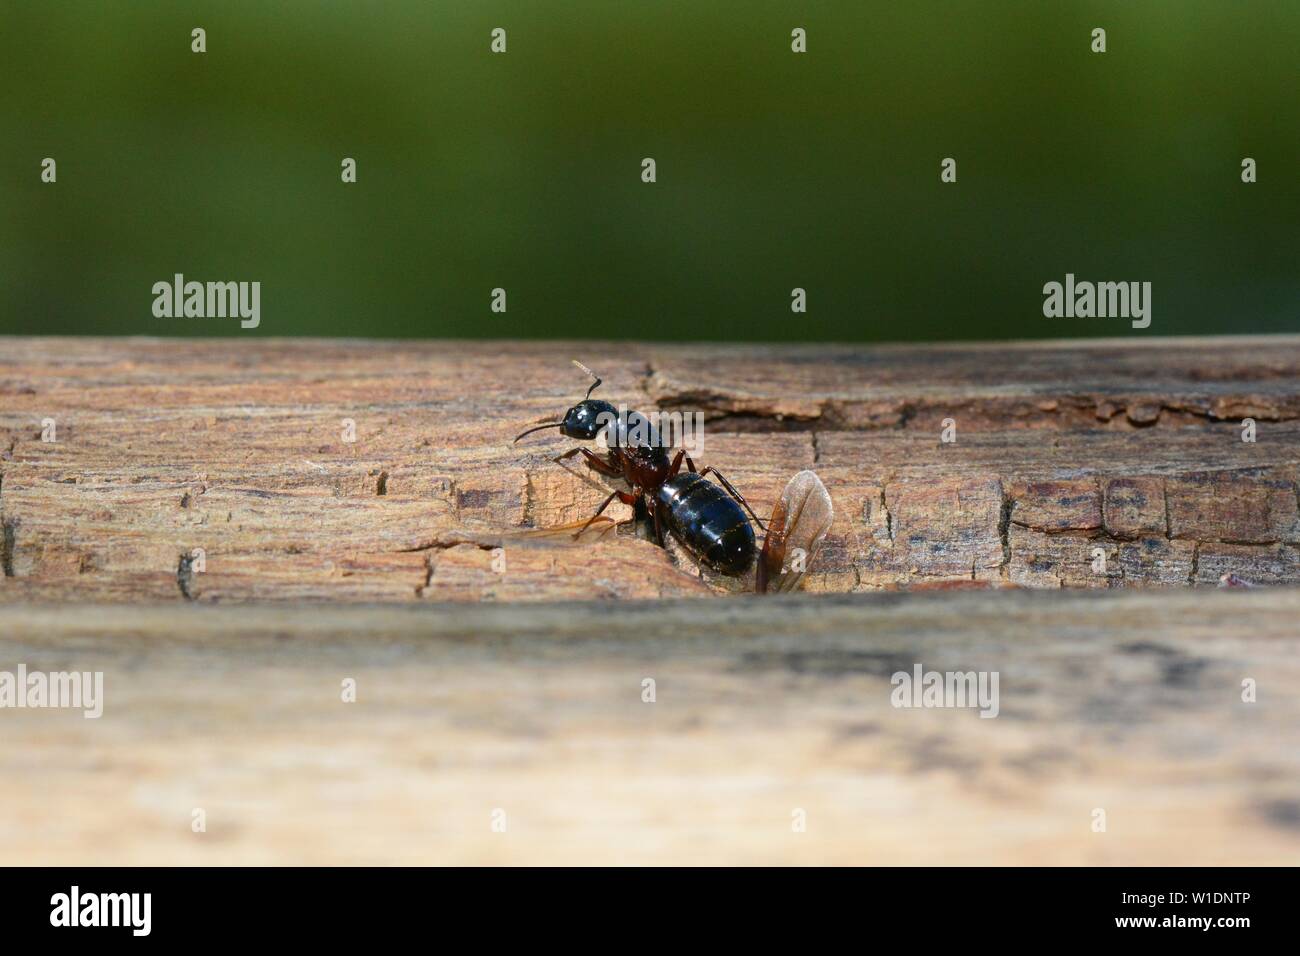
[758,470,834,594]
[509,516,619,543]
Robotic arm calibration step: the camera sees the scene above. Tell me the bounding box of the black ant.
[514,362,832,593]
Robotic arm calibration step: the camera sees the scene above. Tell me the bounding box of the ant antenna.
[513,421,563,443]
[572,359,602,399]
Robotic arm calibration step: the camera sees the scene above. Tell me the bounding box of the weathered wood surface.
[1,336,1297,602]
[1,590,1295,865]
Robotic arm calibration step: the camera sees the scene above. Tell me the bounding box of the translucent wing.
[757,470,833,593]
[508,516,619,543]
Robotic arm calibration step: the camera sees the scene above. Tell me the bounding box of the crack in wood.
[998,487,1014,574]
[176,553,195,600]
[0,520,13,579]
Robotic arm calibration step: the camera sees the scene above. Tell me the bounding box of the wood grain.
[0,590,1295,865]
[1,335,1297,602]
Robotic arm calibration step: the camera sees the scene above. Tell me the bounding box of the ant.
[514,362,832,593]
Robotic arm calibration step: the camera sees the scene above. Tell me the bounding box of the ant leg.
[667,450,686,478]
[615,496,647,534]
[697,466,767,531]
[649,496,667,547]
[555,446,621,478]
[576,489,637,538]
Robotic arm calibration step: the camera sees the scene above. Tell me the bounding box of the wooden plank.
[1,336,1297,602]
[0,590,1296,865]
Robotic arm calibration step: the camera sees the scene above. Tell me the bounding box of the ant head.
[513,361,615,444]
[559,398,617,441]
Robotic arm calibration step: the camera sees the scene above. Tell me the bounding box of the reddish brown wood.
[1,336,1296,602]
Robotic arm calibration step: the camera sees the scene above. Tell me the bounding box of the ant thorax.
[616,444,671,490]
[595,407,662,451]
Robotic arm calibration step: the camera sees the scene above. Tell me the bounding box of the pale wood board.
[0,590,1296,865]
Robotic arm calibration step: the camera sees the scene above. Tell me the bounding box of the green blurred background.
[2,1,1296,341]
